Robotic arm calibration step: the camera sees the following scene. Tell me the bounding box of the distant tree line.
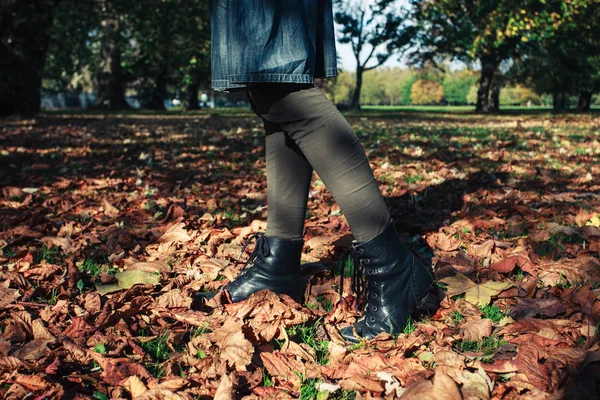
[321,66,599,108]
[1,0,209,114]
[334,0,599,111]
[1,0,598,115]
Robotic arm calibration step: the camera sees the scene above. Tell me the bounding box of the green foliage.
[451,311,464,325]
[480,304,506,324]
[94,343,107,354]
[79,257,104,277]
[37,244,62,264]
[455,335,508,362]
[443,70,478,104]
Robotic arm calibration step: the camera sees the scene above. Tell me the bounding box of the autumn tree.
[334,0,412,110]
[410,80,444,105]
[1,0,63,115]
[509,1,600,111]
[408,0,590,113]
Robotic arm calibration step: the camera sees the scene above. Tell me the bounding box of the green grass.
[35,287,59,305]
[287,319,329,365]
[1,246,16,258]
[451,311,464,325]
[299,378,320,400]
[403,316,416,335]
[316,295,333,312]
[480,304,506,324]
[455,335,508,362]
[139,330,173,378]
[37,244,63,264]
[262,368,273,387]
[78,257,104,277]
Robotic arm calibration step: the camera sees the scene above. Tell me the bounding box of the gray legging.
[247,83,392,243]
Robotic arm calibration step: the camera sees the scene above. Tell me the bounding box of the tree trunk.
[187,82,200,110]
[351,66,363,110]
[0,0,62,115]
[577,89,592,112]
[553,91,567,112]
[94,0,129,110]
[489,71,502,112]
[476,57,498,113]
[147,73,167,110]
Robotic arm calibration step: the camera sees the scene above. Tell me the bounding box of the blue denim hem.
[212,69,339,92]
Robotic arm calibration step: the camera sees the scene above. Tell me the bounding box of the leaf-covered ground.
[1,109,600,399]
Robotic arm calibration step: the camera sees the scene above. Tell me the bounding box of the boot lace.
[337,245,371,312]
[237,231,270,270]
[224,232,270,288]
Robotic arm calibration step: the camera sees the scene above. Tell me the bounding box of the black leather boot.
[337,222,440,343]
[219,232,304,303]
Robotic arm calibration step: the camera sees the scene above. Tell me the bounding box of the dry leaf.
[460,318,493,341]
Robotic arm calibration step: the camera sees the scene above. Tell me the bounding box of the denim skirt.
[210,0,338,92]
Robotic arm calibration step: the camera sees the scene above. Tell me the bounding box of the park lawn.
[1,109,599,398]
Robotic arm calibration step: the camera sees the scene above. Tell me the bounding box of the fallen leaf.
[207,319,254,371]
[95,270,160,295]
[460,318,493,341]
[399,372,462,400]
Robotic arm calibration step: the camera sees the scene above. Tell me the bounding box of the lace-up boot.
[337,222,440,343]
[220,232,304,303]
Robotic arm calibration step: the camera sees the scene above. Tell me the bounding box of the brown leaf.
[11,340,52,361]
[206,319,253,371]
[427,232,462,252]
[64,316,97,338]
[214,374,234,400]
[509,297,566,320]
[0,286,20,307]
[399,372,462,400]
[471,240,495,259]
[121,375,148,398]
[489,256,534,275]
[40,236,74,252]
[158,222,192,243]
[460,318,493,341]
[542,256,600,285]
[156,290,192,308]
[439,273,477,297]
[0,356,24,371]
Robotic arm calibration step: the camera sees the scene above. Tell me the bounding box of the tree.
[508,1,600,111]
[1,0,63,115]
[43,0,211,110]
[410,80,444,105]
[334,0,412,110]
[443,69,478,105]
[380,67,414,105]
[408,0,590,113]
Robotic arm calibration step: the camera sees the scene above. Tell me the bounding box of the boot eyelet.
[358,248,364,254]
[364,259,371,264]
[369,269,374,275]
[372,293,378,298]
[373,306,378,311]
[370,317,376,322]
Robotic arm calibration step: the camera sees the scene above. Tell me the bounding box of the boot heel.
[413,285,442,317]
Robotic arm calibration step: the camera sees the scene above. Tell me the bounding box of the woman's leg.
[265,128,314,240]
[248,91,314,240]
[248,84,393,243]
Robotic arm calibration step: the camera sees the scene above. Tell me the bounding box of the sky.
[334,0,410,72]
[333,0,471,72]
